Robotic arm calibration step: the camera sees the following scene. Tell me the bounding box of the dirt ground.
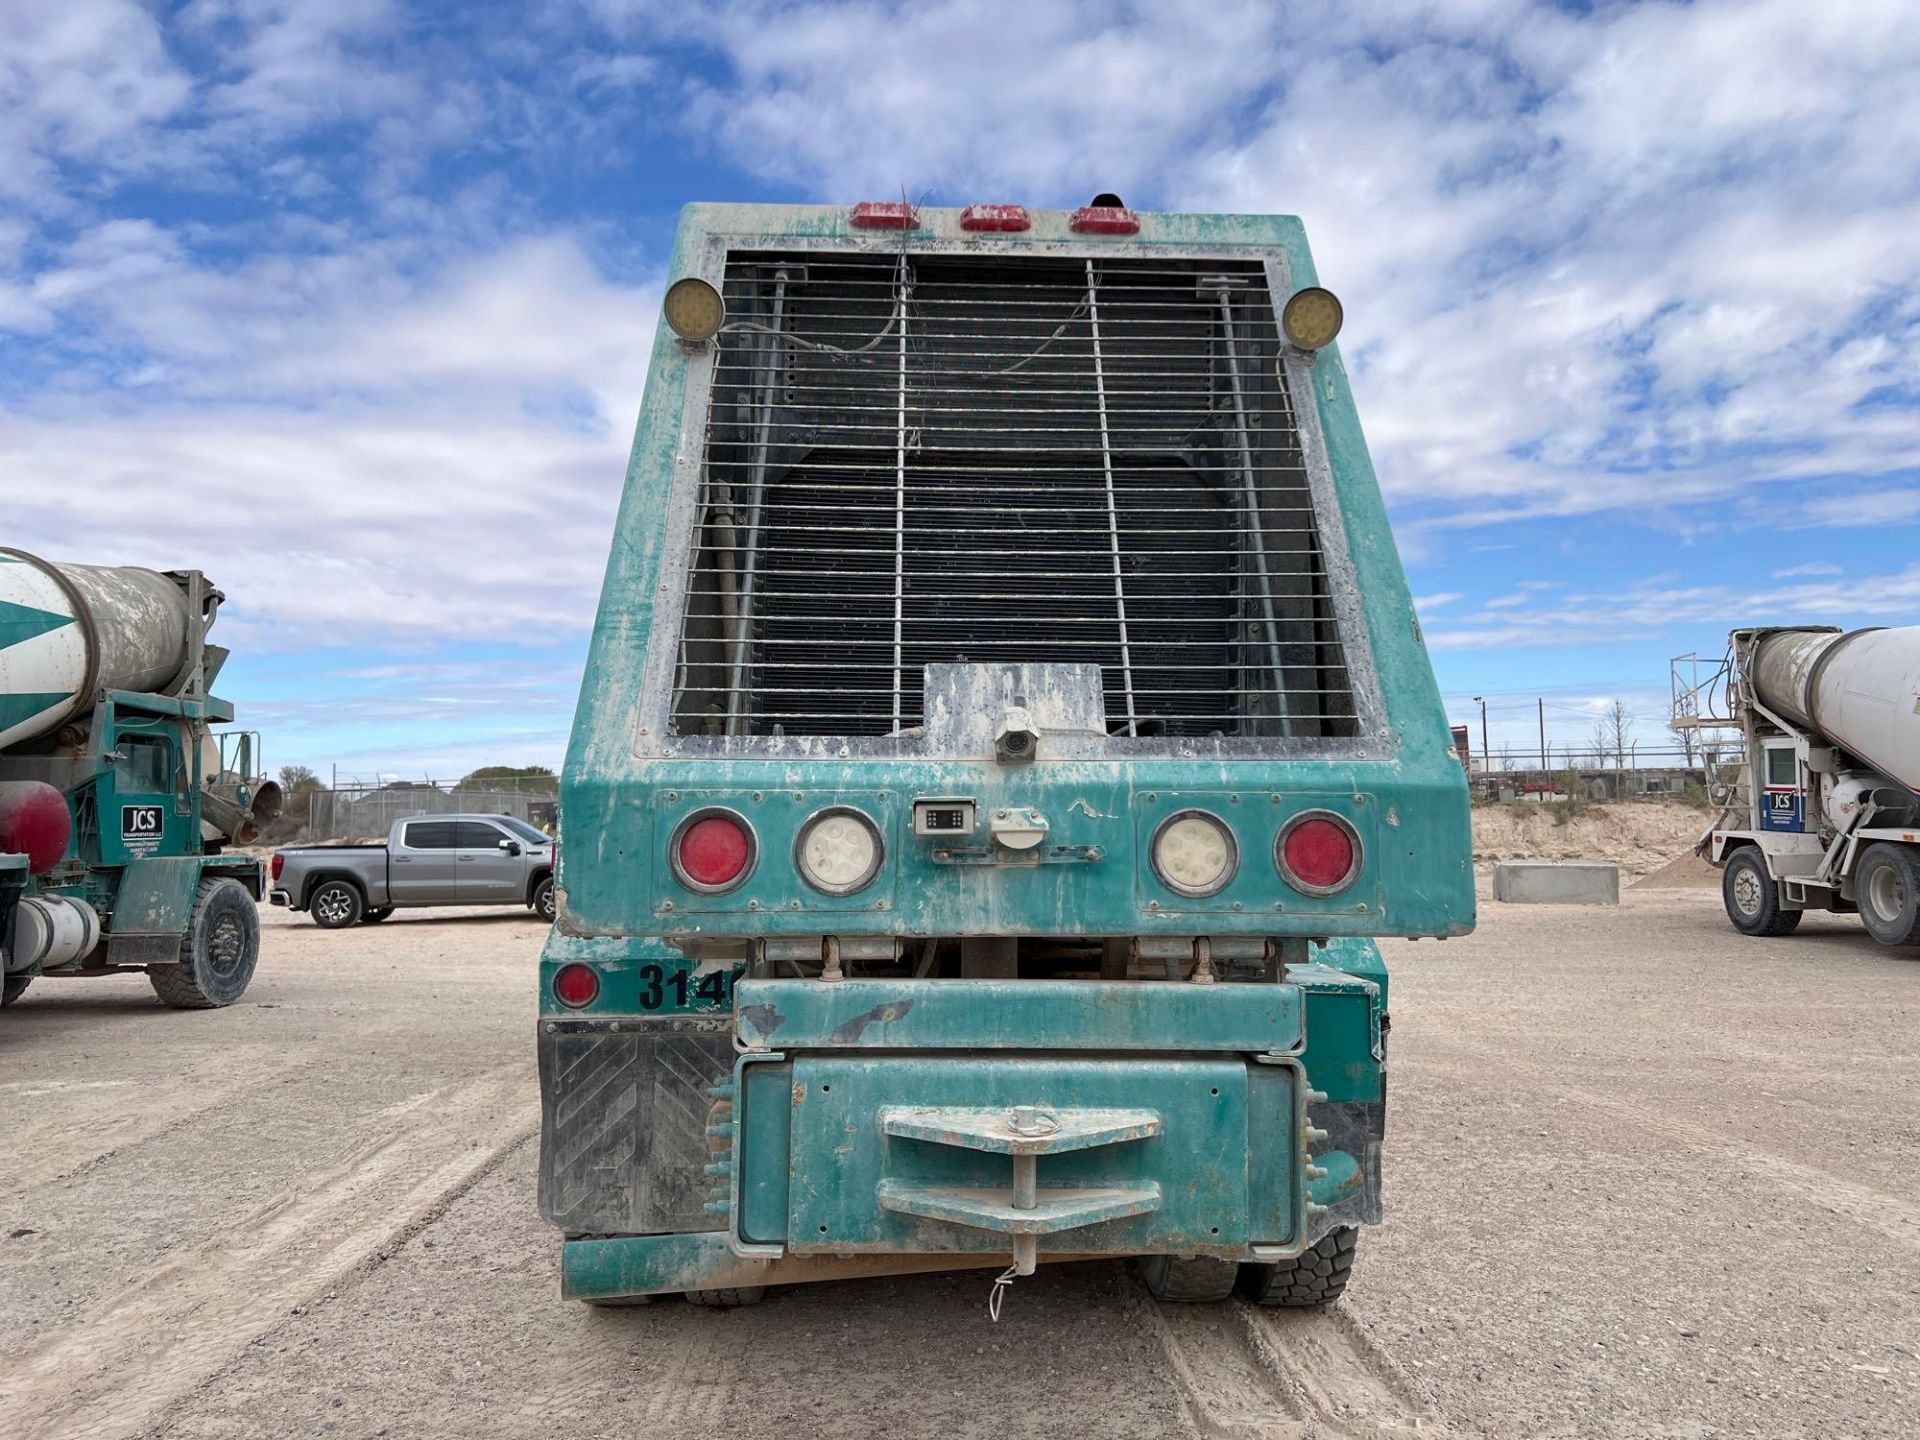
[2,879,1915,1440]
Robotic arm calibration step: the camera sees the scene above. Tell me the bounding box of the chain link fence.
[274,783,558,843]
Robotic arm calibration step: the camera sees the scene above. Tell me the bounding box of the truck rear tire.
[1722,848,1802,937]
[1135,1254,1239,1302]
[684,1287,765,1307]
[1856,843,1920,947]
[149,878,260,1008]
[1239,1227,1358,1307]
[2,974,30,1006]
[533,877,556,922]
[361,907,393,924]
[309,880,363,929]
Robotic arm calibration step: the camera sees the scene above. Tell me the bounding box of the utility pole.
[1538,698,1547,774]
[1472,695,1488,775]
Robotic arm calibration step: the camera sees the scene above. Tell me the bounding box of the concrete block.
[1492,860,1620,905]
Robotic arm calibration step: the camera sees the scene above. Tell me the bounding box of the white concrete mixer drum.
[1750,627,1920,797]
[0,550,203,749]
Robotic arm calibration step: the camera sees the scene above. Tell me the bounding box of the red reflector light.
[675,812,753,890]
[959,204,1030,232]
[1277,813,1360,895]
[553,963,599,1008]
[1070,205,1139,235]
[271,852,284,880]
[850,200,919,230]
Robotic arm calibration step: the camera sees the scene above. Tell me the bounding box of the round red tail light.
[672,810,754,892]
[553,963,599,1008]
[1277,812,1360,896]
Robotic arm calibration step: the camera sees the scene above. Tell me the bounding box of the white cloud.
[651,0,1920,534]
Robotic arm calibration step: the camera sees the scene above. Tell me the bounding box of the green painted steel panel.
[733,977,1301,1052]
[737,1055,791,1246]
[109,857,203,935]
[1246,1063,1298,1244]
[548,203,1474,950]
[781,1056,1282,1257]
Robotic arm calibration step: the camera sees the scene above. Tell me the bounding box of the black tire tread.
[684,1287,764,1307]
[1722,849,1802,937]
[149,878,260,1009]
[1856,843,1920,948]
[1136,1254,1239,1303]
[1,974,30,1007]
[1240,1227,1358,1308]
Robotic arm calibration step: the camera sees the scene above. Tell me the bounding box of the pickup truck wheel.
[1857,843,1920,947]
[2,974,31,1006]
[310,880,363,929]
[361,907,393,924]
[1239,1227,1358,1307]
[1722,848,1801,937]
[1135,1255,1239,1302]
[149,878,260,1009]
[533,877,556,923]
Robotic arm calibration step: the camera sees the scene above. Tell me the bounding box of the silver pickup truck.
[270,814,556,928]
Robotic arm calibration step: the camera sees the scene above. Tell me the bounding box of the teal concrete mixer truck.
[1,550,277,1008]
[537,199,1474,1308]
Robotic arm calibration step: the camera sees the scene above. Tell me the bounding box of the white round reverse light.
[795,807,883,896]
[1150,810,1238,898]
[1281,286,1343,350]
[663,276,725,342]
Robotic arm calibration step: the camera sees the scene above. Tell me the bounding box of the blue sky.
[3,0,1917,780]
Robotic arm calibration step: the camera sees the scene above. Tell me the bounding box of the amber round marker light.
[1282,287,1343,350]
[663,277,725,342]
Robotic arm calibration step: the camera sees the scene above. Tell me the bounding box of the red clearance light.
[850,200,919,230]
[674,811,754,891]
[1277,812,1361,896]
[960,204,1030,232]
[271,852,284,880]
[1070,205,1139,235]
[553,963,599,1008]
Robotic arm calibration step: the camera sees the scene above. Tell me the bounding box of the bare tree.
[1666,717,1697,766]
[1590,700,1633,770]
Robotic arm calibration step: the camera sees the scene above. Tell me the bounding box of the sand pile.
[1471,800,1712,877]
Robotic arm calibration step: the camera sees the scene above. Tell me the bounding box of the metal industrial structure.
[1677,627,1920,946]
[537,200,1474,1309]
[0,550,277,1007]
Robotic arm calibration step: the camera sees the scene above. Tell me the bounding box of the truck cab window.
[1765,747,1796,786]
[402,821,459,849]
[455,821,509,849]
[119,736,173,793]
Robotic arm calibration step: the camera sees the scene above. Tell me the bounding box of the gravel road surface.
[1,885,1913,1439]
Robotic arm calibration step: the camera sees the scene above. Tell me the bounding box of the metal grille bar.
[671,252,1358,742]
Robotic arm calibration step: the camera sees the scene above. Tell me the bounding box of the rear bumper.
[268,888,291,907]
[538,966,1385,1300]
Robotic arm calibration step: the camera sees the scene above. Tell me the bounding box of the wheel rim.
[206,912,247,978]
[1732,865,1763,917]
[538,887,554,919]
[1868,863,1904,922]
[316,888,353,925]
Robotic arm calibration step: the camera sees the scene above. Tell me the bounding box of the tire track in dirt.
[0,1045,288,1190]
[1139,1283,1439,1438]
[1416,1035,1920,1253]
[0,1065,539,1440]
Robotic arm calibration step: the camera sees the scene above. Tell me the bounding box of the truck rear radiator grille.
[671,252,1358,741]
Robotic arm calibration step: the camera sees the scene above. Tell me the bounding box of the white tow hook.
[987,1105,1059,1321]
